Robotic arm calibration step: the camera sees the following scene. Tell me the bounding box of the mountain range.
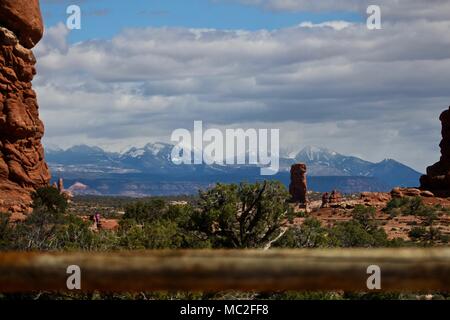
[45,143,423,196]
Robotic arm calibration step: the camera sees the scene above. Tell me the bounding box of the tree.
[18,189,70,250]
[123,199,166,224]
[121,200,210,249]
[275,218,327,248]
[191,181,294,249]
[32,186,68,214]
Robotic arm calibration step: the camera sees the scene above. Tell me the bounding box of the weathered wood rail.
[0,249,449,292]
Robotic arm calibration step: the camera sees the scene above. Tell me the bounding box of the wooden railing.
[0,248,449,292]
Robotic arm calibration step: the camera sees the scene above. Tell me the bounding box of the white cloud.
[33,12,450,171]
[298,21,353,30]
[230,0,450,21]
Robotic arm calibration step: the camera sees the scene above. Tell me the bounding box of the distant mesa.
[68,182,89,193]
[0,0,50,214]
[67,182,101,196]
[420,106,450,197]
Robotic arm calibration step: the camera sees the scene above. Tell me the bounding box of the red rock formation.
[0,0,43,49]
[289,163,308,204]
[329,190,343,204]
[99,219,120,231]
[57,178,64,193]
[391,187,434,198]
[55,177,73,202]
[360,192,391,203]
[360,192,392,208]
[321,192,329,208]
[0,0,50,214]
[420,107,450,197]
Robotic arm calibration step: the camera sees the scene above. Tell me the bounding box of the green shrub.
[329,220,388,248]
[408,226,444,244]
[3,210,95,251]
[384,197,422,216]
[408,226,426,240]
[52,215,96,250]
[32,187,68,214]
[383,197,440,221]
[118,219,182,249]
[275,218,327,248]
[123,199,167,224]
[352,205,377,231]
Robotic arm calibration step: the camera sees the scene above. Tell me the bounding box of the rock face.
[0,0,43,49]
[289,163,308,204]
[420,107,450,197]
[0,0,50,214]
[360,192,391,208]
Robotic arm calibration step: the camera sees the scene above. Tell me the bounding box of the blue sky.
[41,0,362,42]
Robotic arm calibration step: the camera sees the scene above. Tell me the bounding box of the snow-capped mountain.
[119,143,176,171]
[277,146,421,187]
[45,143,422,196]
[297,146,339,162]
[47,143,241,176]
[293,146,382,176]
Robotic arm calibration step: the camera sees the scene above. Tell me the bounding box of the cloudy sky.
[35,0,450,172]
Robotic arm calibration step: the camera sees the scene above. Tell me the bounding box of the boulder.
[99,219,120,231]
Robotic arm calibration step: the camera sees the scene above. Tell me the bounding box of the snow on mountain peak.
[126,148,145,158]
[297,146,339,161]
[121,142,172,158]
[144,142,170,156]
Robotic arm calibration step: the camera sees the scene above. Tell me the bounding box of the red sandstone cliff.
[0,0,50,213]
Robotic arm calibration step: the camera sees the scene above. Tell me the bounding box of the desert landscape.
[0,0,449,303]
